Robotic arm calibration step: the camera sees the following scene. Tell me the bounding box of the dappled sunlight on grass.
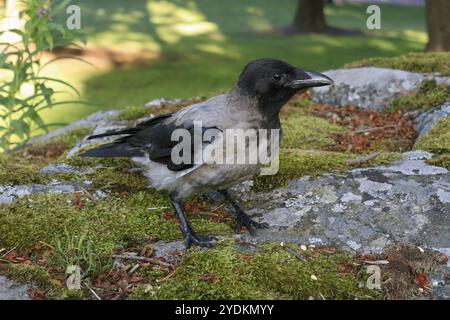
[196,43,231,56]
[245,7,273,31]
[24,0,428,130]
[148,0,225,44]
[366,38,401,52]
[383,29,427,43]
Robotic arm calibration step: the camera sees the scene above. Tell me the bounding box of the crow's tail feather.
[79,143,144,158]
[86,128,140,140]
[80,113,173,158]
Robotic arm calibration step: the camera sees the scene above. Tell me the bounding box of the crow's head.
[236,58,333,113]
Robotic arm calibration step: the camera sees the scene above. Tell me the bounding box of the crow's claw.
[184,233,218,250]
[235,211,268,236]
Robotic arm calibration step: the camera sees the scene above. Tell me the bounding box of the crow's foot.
[184,231,218,250]
[170,194,218,250]
[234,209,269,236]
[219,189,269,236]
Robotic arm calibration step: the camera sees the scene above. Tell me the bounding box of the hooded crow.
[80,58,333,249]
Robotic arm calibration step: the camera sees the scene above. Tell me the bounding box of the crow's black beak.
[287,70,334,89]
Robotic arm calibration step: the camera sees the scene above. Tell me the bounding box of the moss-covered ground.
[0,94,411,299]
[415,117,450,170]
[0,128,91,185]
[2,56,449,298]
[345,52,450,76]
[387,80,449,114]
[416,117,450,154]
[131,240,379,300]
[346,53,448,169]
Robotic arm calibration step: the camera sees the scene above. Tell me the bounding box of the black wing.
[80,112,219,172]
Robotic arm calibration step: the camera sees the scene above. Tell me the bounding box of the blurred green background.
[5,0,430,126]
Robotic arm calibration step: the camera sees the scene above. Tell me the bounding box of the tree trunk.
[425,0,450,52]
[292,0,327,32]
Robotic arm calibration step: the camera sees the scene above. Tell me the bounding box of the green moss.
[344,52,450,76]
[0,156,47,185]
[415,117,450,154]
[0,191,232,272]
[0,128,92,186]
[253,150,351,192]
[118,105,153,121]
[25,127,91,159]
[51,127,92,150]
[427,154,450,170]
[63,155,152,193]
[148,240,377,300]
[0,155,81,185]
[292,98,313,109]
[253,150,400,192]
[60,289,86,300]
[387,80,449,113]
[6,264,52,288]
[281,114,347,150]
[64,154,132,168]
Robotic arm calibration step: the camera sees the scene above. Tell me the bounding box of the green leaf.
[21,107,47,131]
[11,119,30,138]
[44,33,54,50]
[32,76,81,97]
[8,29,25,38]
[47,23,66,36]
[39,55,97,72]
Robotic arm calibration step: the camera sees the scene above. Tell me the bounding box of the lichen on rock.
[1,61,450,300]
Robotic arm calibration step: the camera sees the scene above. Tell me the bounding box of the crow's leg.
[170,194,217,250]
[219,189,268,235]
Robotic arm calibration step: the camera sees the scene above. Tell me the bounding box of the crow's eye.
[273,73,282,81]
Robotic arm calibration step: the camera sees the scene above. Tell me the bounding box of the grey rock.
[3,88,450,298]
[437,189,450,204]
[0,181,94,204]
[145,98,183,108]
[415,101,450,141]
[27,110,119,146]
[369,159,448,176]
[402,150,433,161]
[311,67,450,111]
[41,163,94,175]
[231,156,450,253]
[0,276,30,300]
